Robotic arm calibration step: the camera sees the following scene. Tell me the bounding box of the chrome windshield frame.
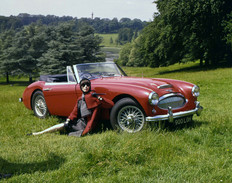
[74,62,126,83]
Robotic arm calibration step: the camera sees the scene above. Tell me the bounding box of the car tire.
[32,91,49,118]
[110,98,146,133]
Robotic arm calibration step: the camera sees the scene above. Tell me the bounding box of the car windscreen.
[76,62,126,80]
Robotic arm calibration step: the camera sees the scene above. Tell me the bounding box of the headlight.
[149,91,159,105]
[192,85,200,97]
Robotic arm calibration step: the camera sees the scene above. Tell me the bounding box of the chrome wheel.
[34,96,47,117]
[117,105,145,133]
[32,91,49,118]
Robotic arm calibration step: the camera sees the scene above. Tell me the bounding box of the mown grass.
[0,63,232,182]
[96,33,120,48]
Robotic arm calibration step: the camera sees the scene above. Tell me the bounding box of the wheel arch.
[30,89,43,109]
[112,94,145,114]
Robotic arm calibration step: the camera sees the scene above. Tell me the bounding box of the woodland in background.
[0,14,146,82]
[0,14,146,34]
[0,22,104,82]
[1,0,232,83]
[118,0,232,68]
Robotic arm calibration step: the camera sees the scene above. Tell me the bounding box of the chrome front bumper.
[146,102,203,123]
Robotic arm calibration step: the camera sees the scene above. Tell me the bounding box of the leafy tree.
[0,14,147,34]
[124,0,232,67]
[38,22,82,74]
[38,22,103,75]
[118,33,149,67]
[0,16,22,33]
[118,43,133,66]
[223,12,232,65]
[108,18,119,33]
[131,19,144,30]
[10,24,47,81]
[0,30,17,83]
[118,28,134,45]
[0,21,104,80]
[128,36,148,67]
[110,37,113,44]
[120,18,132,28]
[133,29,138,40]
[78,25,103,62]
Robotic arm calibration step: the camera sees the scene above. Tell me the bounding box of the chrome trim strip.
[45,82,76,86]
[43,88,52,91]
[146,102,203,122]
[157,93,186,110]
[158,95,186,110]
[158,93,184,101]
[67,66,77,83]
[73,65,80,83]
[157,84,172,89]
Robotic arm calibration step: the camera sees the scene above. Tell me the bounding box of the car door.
[43,66,82,117]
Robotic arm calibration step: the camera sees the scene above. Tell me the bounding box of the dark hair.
[80,78,91,93]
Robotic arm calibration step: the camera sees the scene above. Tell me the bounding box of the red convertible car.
[20,62,203,133]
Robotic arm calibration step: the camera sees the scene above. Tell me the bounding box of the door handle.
[43,88,52,91]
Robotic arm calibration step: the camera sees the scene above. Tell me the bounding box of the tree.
[222,12,232,66]
[125,0,232,67]
[118,43,133,66]
[0,23,49,82]
[0,20,104,81]
[79,25,103,62]
[110,37,113,44]
[38,22,104,75]
[0,30,18,83]
[13,24,47,81]
[120,18,132,28]
[118,28,134,45]
[108,18,119,33]
[0,14,147,34]
[38,22,82,74]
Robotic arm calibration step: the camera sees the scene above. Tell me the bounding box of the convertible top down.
[20,62,203,133]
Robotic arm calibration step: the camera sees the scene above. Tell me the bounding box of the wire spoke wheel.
[117,105,145,133]
[34,97,47,117]
[32,91,49,118]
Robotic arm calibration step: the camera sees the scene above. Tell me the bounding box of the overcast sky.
[0,0,157,21]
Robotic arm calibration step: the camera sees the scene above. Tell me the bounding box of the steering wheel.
[79,72,93,79]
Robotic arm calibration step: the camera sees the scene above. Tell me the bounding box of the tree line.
[118,0,232,68]
[2,0,232,83]
[0,14,145,83]
[0,21,103,82]
[0,14,146,34]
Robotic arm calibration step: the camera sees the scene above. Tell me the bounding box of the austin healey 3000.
[20,62,203,132]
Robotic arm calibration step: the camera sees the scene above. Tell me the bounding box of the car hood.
[93,76,189,94]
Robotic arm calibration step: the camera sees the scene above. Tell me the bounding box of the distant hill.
[0,13,147,33]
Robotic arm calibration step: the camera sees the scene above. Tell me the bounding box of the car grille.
[158,94,186,110]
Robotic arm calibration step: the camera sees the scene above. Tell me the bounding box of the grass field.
[96,33,120,48]
[0,63,232,182]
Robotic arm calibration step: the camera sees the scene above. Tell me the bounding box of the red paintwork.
[22,76,197,119]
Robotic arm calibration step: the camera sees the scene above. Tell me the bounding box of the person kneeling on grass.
[28,78,114,137]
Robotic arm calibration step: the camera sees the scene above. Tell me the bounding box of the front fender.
[92,83,153,116]
[22,81,45,110]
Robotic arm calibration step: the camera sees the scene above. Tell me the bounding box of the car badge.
[165,89,173,92]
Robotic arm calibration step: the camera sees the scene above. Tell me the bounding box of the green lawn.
[96,33,120,48]
[0,63,232,182]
